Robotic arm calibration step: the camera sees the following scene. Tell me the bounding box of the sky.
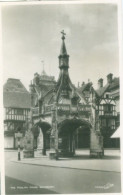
[1,3,119,90]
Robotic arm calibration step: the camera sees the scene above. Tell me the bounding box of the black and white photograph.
[1,1,122,194]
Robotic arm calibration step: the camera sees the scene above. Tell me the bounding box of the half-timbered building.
[77,74,120,148]
[96,74,120,148]
[3,78,31,148]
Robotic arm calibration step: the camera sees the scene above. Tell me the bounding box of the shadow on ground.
[5,176,59,194]
[58,155,120,161]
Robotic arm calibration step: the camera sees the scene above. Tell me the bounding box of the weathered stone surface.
[90,129,104,158]
[49,102,59,159]
[89,96,104,158]
[49,152,58,160]
[35,128,44,157]
[37,128,43,149]
[23,129,34,158]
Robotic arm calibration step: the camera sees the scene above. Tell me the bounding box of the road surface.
[5,151,121,194]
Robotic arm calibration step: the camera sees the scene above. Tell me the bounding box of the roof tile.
[3,79,31,108]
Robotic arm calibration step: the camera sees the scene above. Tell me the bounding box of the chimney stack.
[107,73,113,84]
[81,82,85,87]
[98,78,103,88]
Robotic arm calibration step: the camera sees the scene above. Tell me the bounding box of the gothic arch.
[57,118,91,157]
[32,120,51,154]
[58,118,91,134]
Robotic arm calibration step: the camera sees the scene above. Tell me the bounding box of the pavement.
[5,149,121,194]
[10,149,121,173]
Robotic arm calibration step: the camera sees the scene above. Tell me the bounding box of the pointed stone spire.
[60,30,67,55]
[56,30,72,101]
[59,30,69,69]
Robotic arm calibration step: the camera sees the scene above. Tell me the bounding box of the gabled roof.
[96,77,119,97]
[3,92,31,109]
[34,84,55,97]
[77,82,92,94]
[77,82,97,104]
[4,78,28,93]
[96,84,109,97]
[109,77,119,90]
[3,78,31,108]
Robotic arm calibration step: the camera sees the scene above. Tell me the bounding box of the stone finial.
[61,30,66,40]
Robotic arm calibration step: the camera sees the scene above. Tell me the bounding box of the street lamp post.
[15,131,23,161]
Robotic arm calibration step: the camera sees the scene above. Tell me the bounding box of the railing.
[99,111,117,117]
[104,111,117,116]
[78,105,91,112]
[31,104,92,117]
[5,114,26,121]
[57,104,91,116]
[32,105,53,116]
[57,104,70,116]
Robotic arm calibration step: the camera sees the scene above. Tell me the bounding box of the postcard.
[0,0,122,195]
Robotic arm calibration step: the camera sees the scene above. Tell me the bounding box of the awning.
[111,127,120,138]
